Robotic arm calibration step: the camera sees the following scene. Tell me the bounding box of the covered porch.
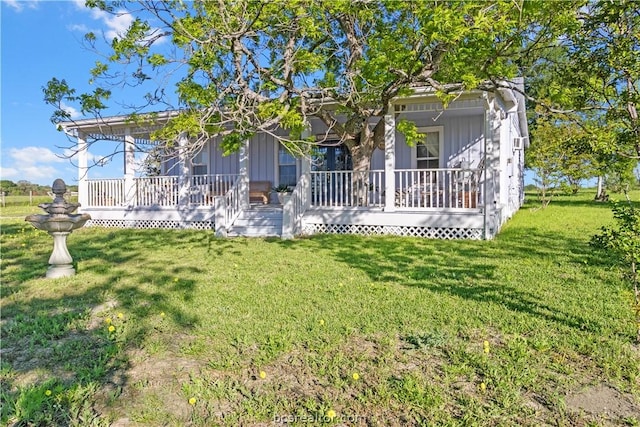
[67,92,501,239]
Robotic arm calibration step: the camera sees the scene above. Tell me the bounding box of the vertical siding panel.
[371,148,385,170]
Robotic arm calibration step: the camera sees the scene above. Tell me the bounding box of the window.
[413,127,443,169]
[278,144,297,186]
[191,147,208,176]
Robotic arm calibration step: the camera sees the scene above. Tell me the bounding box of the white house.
[60,80,529,240]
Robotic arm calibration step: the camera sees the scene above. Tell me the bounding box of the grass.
[0,195,77,218]
[1,190,639,426]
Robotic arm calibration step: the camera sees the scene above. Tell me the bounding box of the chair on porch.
[249,181,271,204]
[205,180,234,205]
[452,158,484,208]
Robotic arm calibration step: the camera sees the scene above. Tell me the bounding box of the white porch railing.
[135,176,179,206]
[310,170,385,207]
[309,169,482,209]
[87,179,125,206]
[224,176,242,227]
[282,173,310,238]
[86,169,481,210]
[86,174,241,207]
[395,168,482,209]
[190,174,240,206]
[213,176,243,237]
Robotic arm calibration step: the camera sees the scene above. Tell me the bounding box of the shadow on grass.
[523,190,640,210]
[276,224,617,336]
[0,224,234,425]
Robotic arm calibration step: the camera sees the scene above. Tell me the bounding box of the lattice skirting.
[302,223,483,240]
[87,219,214,230]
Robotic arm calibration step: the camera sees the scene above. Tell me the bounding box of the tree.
[592,196,640,343]
[524,0,639,195]
[45,0,580,178]
[526,116,600,206]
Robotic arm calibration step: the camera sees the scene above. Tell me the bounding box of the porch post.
[301,127,312,210]
[239,138,250,209]
[123,128,136,206]
[77,131,89,209]
[177,132,191,208]
[214,196,227,237]
[384,111,396,212]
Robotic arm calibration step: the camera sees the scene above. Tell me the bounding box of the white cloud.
[1,164,61,183]
[1,147,80,185]
[70,1,166,45]
[92,8,134,41]
[10,147,67,165]
[67,23,88,33]
[4,0,39,12]
[71,1,133,41]
[61,102,82,120]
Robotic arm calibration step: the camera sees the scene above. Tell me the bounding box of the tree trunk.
[595,176,608,202]
[348,141,375,207]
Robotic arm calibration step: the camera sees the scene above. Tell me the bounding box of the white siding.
[210,138,239,175]
[394,112,485,169]
[248,133,276,181]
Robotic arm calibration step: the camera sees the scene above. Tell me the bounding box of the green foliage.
[396,119,425,147]
[525,0,640,183]
[592,199,640,269]
[272,184,290,193]
[526,117,599,205]
[44,0,587,171]
[591,196,640,341]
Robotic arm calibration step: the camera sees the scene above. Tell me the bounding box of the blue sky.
[1,0,141,185]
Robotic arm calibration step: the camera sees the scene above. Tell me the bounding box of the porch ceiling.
[60,111,179,145]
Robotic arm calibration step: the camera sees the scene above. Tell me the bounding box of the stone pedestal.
[46,232,75,278]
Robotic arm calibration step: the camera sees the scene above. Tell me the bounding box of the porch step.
[228,206,283,237]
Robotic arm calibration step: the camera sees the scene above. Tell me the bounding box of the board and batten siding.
[248,132,276,182]
[210,139,240,175]
[163,111,486,178]
[394,112,485,169]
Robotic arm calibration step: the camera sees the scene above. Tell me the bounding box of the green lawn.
[1,191,639,426]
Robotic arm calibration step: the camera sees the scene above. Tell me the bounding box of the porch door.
[311,143,352,204]
[311,144,352,172]
[191,146,209,176]
[410,127,443,207]
[190,146,209,204]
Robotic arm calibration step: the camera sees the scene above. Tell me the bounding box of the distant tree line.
[0,180,78,196]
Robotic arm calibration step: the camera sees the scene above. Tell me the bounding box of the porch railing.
[224,176,242,227]
[282,173,309,238]
[309,168,482,209]
[86,174,240,207]
[310,170,385,207]
[395,168,482,209]
[87,179,125,206]
[135,176,179,206]
[86,169,482,210]
[190,174,240,206]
